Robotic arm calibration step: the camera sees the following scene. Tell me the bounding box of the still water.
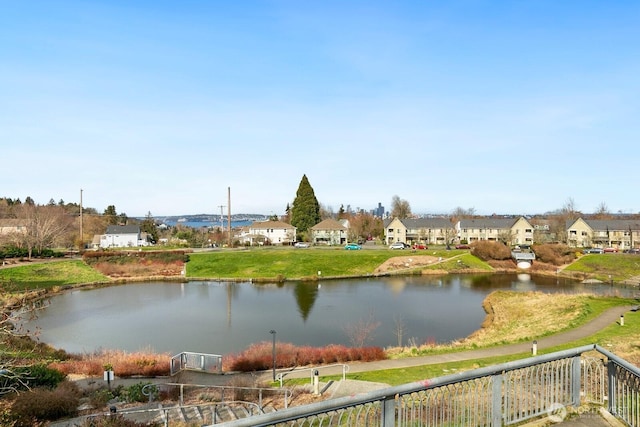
[26,274,635,356]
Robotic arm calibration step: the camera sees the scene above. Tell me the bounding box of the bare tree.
[393,315,406,348]
[343,312,381,348]
[390,195,412,219]
[594,202,611,219]
[13,204,74,258]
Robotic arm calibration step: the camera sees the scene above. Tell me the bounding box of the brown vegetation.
[471,241,512,261]
[224,341,386,372]
[532,243,577,266]
[48,349,171,378]
[82,251,188,278]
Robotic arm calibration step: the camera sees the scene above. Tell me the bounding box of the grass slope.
[186,248,478,279]
[0,260,109,290]
[564,253,640,282]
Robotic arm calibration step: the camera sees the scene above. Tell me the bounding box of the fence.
[170,351,222,375]
[214,344,640,426]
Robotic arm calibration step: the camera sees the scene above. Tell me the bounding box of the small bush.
[10,381,80,426]
[15,364,66,389]
[122,382,157,403]
[89,388,115,409]
[532,243,576,266]
[471,241,511,261]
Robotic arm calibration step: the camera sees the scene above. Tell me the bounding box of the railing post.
[381,395,396,427]
[571,356,582,407]
[491,374,503,427]
[607,360,617,416]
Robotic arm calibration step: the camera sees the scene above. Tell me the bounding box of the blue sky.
[2,1,639,217]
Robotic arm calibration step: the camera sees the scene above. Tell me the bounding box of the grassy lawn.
[564,253,640,282]
[186,247,478,280]
[0,260,109,291]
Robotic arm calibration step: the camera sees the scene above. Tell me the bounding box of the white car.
[294,242,310,248]
[389,242,406,250]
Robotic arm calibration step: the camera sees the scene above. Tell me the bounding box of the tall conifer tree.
[290,174,320,238]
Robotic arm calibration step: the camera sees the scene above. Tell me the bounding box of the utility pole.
[79,188,83,252]
[227,187,232,248]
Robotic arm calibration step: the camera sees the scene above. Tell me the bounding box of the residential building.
[457,217,534,246]
[239,220,296,246]
[99,225,149,248]
[384,217,456,246]
[566,218,640,250]
[0,219,27,235]
[310,218,348,245]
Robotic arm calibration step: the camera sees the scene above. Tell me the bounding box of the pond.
[24,274,635,356]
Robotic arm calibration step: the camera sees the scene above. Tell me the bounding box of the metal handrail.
[275,363,349,387]
[215,345,609,427]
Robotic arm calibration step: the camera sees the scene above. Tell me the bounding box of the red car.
[455,244,471,249]
[412,244,428,250]
[603,247,618,253]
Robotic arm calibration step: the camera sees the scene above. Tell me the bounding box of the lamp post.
[269,329,276,381]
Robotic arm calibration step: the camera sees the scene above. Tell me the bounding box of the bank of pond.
[21,273,638,357]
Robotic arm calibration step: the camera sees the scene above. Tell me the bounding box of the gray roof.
[385,217,454,228]
[581,219,640,231]
[105,225,140,235]
[459,218,521,229]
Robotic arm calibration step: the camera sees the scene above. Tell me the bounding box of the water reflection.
[293,282,319,321]
[24,274,638,356]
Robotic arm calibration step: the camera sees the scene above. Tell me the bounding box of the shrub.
[10,381,80,426]
[225,342,386,372]
[15,364,66,389]
[532,243,576,266]
[471,241,511,261]
[88,388,115,409]
[122,382,157,403]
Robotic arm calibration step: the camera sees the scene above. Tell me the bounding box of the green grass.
[186,247,467,280]
[0,260,109,290]
[564,253,640,282]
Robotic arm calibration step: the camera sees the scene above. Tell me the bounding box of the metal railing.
[213,344,640,426]
[276,364,350,388]
[170,351,222,375]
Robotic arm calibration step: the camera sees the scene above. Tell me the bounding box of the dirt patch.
[374,255,440,274]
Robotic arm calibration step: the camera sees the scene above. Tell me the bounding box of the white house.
[239,220,296,246]
[99,225,149,248]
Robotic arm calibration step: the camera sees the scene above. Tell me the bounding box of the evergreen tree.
[103,205,119,225]
[140,211,159,243]
[290,174,320,237]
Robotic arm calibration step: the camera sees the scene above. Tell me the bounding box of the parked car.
[389,242,406,250]
[294,242,310,248]
[455,244,470,249]
[344,243,362,250]
[603,247,618,253]
[412,244,428,250]
[583,248,604,254]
